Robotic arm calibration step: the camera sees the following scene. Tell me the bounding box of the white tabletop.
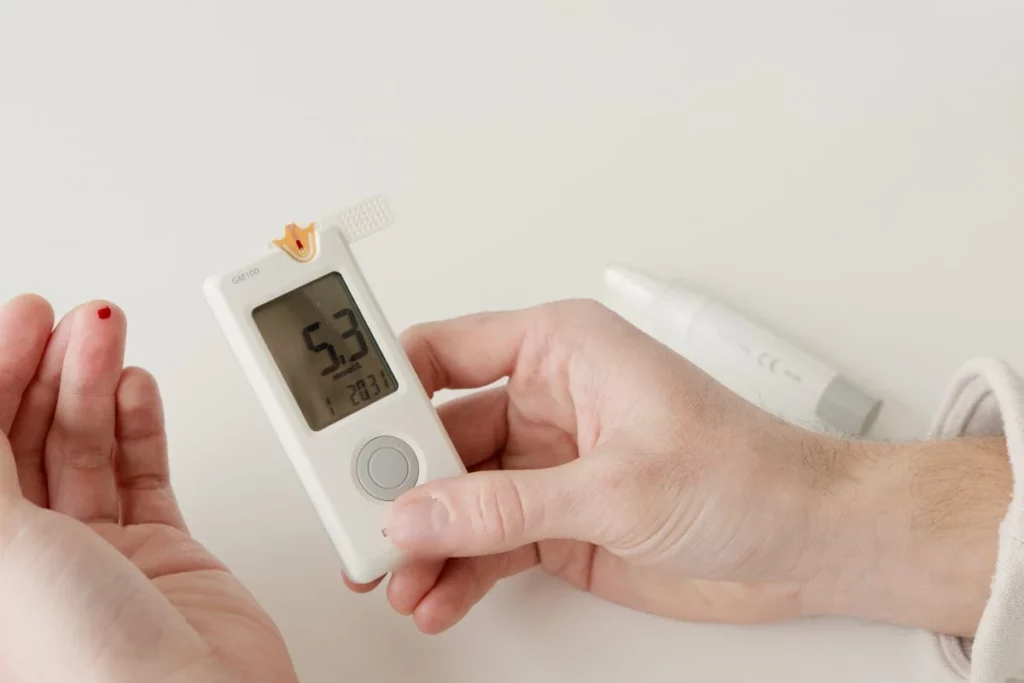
[2,2,1022,681]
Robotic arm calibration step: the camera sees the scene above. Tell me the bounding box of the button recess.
[355,436,419,501]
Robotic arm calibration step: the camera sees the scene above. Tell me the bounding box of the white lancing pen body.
[603,265,880,435]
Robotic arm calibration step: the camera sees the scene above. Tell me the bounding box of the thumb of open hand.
[0,433,21,507]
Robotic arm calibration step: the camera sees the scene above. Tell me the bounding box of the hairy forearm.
[803,435,1011,636]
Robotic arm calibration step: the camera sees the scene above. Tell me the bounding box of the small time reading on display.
[252,272,399,431]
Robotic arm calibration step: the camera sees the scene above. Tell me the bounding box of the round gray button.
[355,436,419,501]
[368,447,410,489]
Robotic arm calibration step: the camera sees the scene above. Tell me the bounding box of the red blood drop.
[296,239,304,250]
[97,306,112,320]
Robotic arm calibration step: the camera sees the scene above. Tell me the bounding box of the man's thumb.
[386,460,605,556]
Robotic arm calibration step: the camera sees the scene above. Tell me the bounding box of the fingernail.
[388,496,450,544]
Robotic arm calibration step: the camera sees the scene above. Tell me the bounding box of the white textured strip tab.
[316,195,395,244]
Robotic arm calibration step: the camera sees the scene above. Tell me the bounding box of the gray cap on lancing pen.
[815,375,882,435]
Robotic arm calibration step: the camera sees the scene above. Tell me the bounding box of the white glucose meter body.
[203,198,465,583]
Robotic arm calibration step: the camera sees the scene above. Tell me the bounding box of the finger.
[401,309,535,396]
[342,573,384,594]
[386,560,446,615]
[0,432,18,501]
[370,440,505,610]
[114,367,188,531]
[45,301,125,523]
[0,294,54,433]
[387,458,609,557]
[412,547,537,634]
[8,312,74,507]
[436,387,509,469]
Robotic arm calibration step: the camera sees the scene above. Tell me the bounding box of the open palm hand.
[0,295,297,683]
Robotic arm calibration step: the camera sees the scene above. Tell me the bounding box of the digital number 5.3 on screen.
[301,308,369,376]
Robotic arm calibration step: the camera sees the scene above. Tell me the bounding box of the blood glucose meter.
[203,196,466,583]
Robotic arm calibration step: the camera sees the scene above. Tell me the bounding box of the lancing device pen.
[603,264,881,436]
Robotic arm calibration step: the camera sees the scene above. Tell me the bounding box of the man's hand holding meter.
[0,294,1009,683]
[358,300,1006,639]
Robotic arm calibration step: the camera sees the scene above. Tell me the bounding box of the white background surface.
[2,2,1022,681]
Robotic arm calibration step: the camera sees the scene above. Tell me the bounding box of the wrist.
[801,435,1011,636]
